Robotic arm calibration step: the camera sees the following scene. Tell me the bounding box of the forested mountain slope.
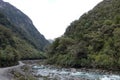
[0,0,48,67]
[0,0,49,51]
[47,0,120,70]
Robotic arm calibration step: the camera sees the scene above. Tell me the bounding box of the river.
[32,65,120,80]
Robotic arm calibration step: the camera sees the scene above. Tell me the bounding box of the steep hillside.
[47,0,120,70]
[0,0,47,67]
[0,0,49,50]
[0,12,45,67]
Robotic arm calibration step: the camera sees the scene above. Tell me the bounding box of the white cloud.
[3,0,103,39]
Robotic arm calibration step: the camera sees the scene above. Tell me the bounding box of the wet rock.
[31,64,120,80]
[32,65,45,70]
[71,68,76,72]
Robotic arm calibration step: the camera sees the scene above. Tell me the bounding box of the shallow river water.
[32,65,120,80]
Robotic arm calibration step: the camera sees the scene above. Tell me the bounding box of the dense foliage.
[0,0,49,51]
[0,24,45,67]
[0,6,46,67]
[0,25,19,67]
[47,0,120,70]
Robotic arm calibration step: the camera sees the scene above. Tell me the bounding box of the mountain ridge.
[0,0,48,67]
[0,0,49,50]
[47,0,120,70]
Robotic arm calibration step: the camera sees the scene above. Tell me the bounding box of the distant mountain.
[48,39,54,43]
[47,0,120,70]
[0,0,49,51]
[0,0,48,67]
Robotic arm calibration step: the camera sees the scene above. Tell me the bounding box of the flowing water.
[32,65,120,80]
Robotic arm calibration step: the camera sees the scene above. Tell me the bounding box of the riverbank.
[23,60,120,75]
[1,60,120,80]
[0,61,24,80]
[22,60,120,80]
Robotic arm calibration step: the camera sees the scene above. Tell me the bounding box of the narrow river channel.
[32,65,120,80]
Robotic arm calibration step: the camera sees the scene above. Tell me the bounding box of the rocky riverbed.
[32,65,120,80]
[8,60,120,80]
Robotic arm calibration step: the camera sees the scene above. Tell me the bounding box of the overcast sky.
[3,0,103,39]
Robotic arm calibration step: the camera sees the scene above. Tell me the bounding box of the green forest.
[0,12,45,67]
[0,0,50,67]
[1,0,120,71]
[0,24,45,67]
[46,0,120,70]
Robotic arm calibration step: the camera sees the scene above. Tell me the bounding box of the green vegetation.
[0,24,45,67]
[0,1,49,51]
[10,65,37,80]
[0,0,49,67]
[0,25,19,67]
[0,10,46,67]
[47,0,120,70]
[13,37,46,60]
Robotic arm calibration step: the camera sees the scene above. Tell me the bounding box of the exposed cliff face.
[0,0,49,50]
